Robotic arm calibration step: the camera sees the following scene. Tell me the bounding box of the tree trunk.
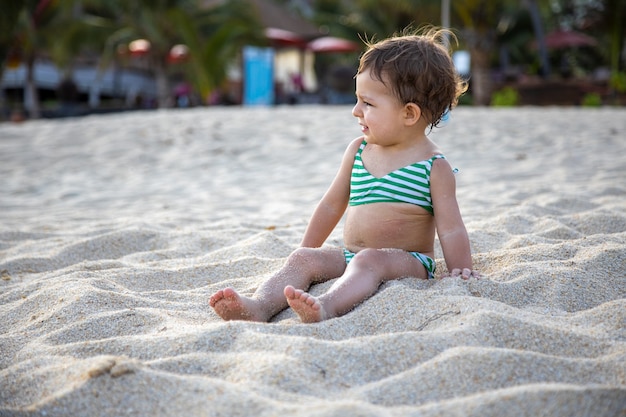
[525,0,550,78]
[24,54,41,119]
[461,26,494,106]
[468,38,493,106]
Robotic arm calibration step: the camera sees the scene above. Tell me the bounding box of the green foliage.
[192,0,264,96]
[490,87,519,106]
[457,92,473,106]
[313,0,440,41]
[0,0,25,43]
[65,0,264,105]
[0,0,24,73]
[581,93,602,107]
[610,71,626,93]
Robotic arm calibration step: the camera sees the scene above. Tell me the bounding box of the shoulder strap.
[430,154,458,173]
[357,140,367,155]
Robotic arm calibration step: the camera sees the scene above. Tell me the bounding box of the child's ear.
[403,103,422,126]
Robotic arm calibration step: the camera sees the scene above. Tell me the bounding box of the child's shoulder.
[346,137,366,153]
[349,136,366,147]
[430,155,456,181]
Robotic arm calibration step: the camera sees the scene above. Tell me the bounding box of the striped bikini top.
[349,140,445,214]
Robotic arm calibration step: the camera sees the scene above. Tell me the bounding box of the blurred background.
[1,0,624,120]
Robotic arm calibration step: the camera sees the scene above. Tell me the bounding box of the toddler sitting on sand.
[210,28,478,323]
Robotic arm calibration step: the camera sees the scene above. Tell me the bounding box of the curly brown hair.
[357,27,467,128]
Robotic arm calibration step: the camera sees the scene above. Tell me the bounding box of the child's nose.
[351,103,361,117]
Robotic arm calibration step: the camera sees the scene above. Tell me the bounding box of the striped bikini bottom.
[342,248,435,279]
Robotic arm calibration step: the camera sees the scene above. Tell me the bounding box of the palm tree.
[0,0,25,73]
[451,0,506,105]
[315,0,500,103]
[314,0,551,106]
[2,0,270,115]
[312,0,440,41]
[3,0,62,118]
[186,0,265,101]
[73,0,263,108]
[0,0,26,118]
[2,0,108,118]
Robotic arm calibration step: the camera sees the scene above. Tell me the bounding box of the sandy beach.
[1,106,625,416]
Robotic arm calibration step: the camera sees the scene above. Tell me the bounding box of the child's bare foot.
[209,287,265,322]
[284,285,327,323]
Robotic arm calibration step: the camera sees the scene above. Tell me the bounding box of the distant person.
[290,72,304,93]
[210,28,479,323]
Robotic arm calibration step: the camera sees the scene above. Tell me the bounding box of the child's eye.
[355,96,372,107]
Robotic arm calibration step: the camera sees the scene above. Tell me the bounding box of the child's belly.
[343,203,435,256]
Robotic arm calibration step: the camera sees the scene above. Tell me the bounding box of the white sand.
[0,106,625,416]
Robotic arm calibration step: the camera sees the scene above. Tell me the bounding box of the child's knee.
[289,247,315,260]
[350,248,385,270]
[288,247,322,269]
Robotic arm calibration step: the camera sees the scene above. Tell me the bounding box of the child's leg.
[209,247,345,322]
[285,248,428,323]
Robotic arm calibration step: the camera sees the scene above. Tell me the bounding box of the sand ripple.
[1,107,625,416]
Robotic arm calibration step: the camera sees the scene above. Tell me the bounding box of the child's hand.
[446,268,481,280]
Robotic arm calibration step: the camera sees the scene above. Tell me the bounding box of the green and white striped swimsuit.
[349,140,445,214]
[346,140,445,279]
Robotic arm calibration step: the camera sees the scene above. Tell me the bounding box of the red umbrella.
[128,39,150,56]
[543,30,597,49]
[168,44,189,63]
[307,36,362,53]
[265,27,307,47]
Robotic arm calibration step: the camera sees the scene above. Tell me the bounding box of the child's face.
[352,68,406,145]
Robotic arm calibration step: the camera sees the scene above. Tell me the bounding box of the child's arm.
[430,158,477,279]
[300,138,363,248]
